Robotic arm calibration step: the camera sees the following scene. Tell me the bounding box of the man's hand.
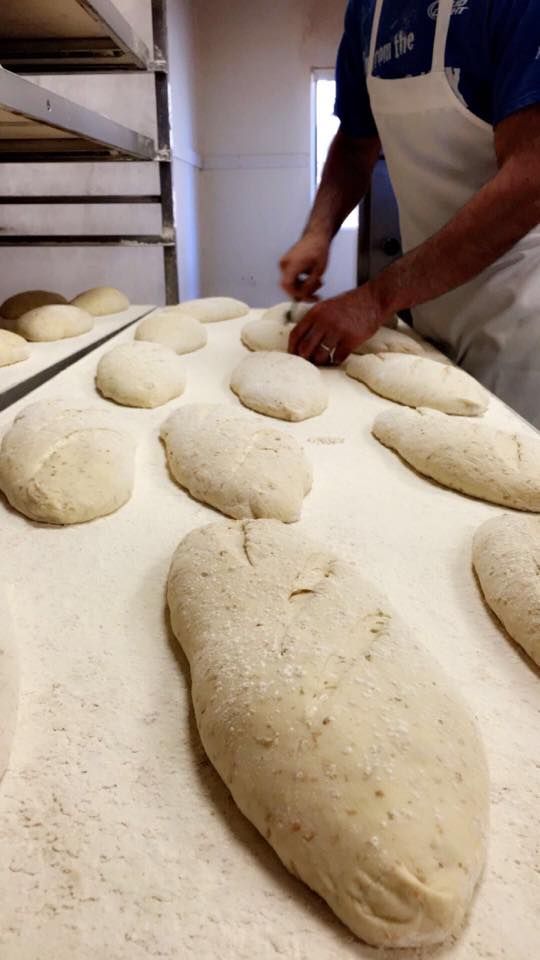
[280,231,331,300]
[289,284,390,366]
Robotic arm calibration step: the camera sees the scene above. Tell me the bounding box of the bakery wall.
[193,0,356,308]
[0,0,200,306]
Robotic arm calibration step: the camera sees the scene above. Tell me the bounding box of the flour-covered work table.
[0,305,155,411]
[0,313,538,960]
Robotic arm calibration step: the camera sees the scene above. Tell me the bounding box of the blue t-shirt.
[335,0,540,138]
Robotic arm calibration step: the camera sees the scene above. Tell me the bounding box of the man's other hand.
[279,232,330,301]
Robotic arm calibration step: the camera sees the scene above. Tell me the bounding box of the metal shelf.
[0,66,155,160]
[0,234,173,246]
[0,0,151,72]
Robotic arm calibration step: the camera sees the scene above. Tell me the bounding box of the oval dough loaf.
[373,406,540,510]
[167,519,488,948]
[16,304,93,342]
[160,404,312,522]
[0,330,30,366]
[96,342,186,409]
[174,296,249,323]
[0,399,136,524]
[241,303,312,352]
[71,286,129,316]
[473,513,540,667]
[135,309,207,354]
[347,354,488,415]
[231,351,328,421]
[353,326,427,357]
[0,290,67,321]
[0,588,19,785]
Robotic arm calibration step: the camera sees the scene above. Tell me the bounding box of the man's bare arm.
[291,105,540,364]
[280,128,381,300]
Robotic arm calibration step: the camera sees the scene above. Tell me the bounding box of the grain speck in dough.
[16,304,93,342]
[0,399,136,524]
[231,351,328,422]
[174,296,249,323]
[473,513,540,668]
[160,404,312,522]
[96,342,186,409]
[347,354,489,415]
[0,330,29,366]
[373,406,540,510]
[71,286,129,316]
[167,518,489,949]
[135,309,207,354]
[0,290,67,321]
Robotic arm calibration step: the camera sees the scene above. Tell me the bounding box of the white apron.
[366,0,540,426]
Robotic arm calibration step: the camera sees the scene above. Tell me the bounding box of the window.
[312,70,358,230]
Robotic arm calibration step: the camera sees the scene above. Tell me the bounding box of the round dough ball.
[0,399,136,524]
[71,286,130,316]
[0,290,67,322]
[16,304,93,342]
[96,341,187,409]
[241,303,312,352]
[0,330,30,366]
[135,309,207,355]
[230,351,328,422]
[174,296,249,323]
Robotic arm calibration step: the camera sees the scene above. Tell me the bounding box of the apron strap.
[432,0,453,72]
[367,0,385,77]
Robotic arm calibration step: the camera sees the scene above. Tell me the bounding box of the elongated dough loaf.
[167,519,489,948]
[71,286,129,316]
[135,310,207,354]
[354,327,427,357]
[16,304,93,342]
[0,400,135,524]
[160,404,312,522]
[0,330,29,366]
[348,354,488,415]
[473,514,540,667]
[96,342,186,408]
[174,297,249,323]
[373,407,540,510]
[231,351,328,421]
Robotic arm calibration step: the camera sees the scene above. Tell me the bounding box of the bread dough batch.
[161,405,312,522]
[2,294,537,950]
[473,514,540,668]
[0,330,29,367]
[167,519,489,948]
[0,400,135,524]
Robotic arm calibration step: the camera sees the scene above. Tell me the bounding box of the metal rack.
[0,0,179,302]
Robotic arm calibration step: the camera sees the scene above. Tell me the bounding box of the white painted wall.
[194,0,354,307]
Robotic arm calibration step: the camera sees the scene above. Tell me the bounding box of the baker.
[280,0,540,426]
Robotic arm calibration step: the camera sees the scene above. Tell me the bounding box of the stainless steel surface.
[0,0,151,72]
[0,67,155,160]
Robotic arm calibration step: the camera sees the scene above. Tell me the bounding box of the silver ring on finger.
[320,342,336,364]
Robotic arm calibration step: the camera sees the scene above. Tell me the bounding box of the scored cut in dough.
[353,326,428,357]
[0,399,136,524]
[167,519,489,948]
[231,351,328,422]
[0,587,19,785]
[16,305,93,342]
[71,286,129,316]
[373,407,540,510]
[174,296,249,323]
[135,309,207,355]
[160,404,312,522]
[347,354,489,416]
[473,513,540,668]
[0,330,30,366]
[96,342,186,409]
[0,290,67,321]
